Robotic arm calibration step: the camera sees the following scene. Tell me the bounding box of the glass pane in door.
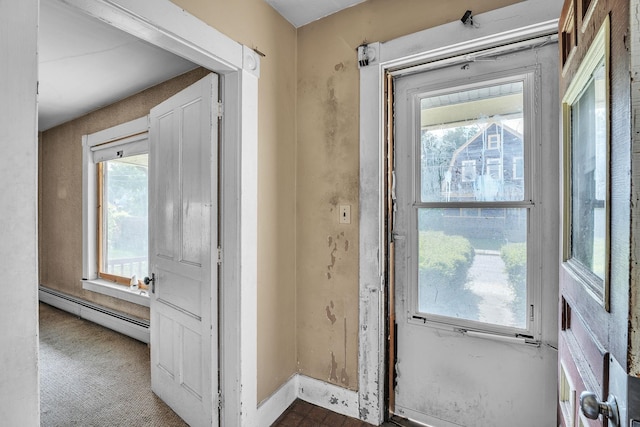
[419,81,524,203]
[570,59,606,280]
[417,208,527,329]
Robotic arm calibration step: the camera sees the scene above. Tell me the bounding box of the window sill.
[409,315,540,347]
[82,279,150,307]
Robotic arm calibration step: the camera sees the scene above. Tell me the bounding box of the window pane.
[570,60,606,280]
[417,208,527,329]
[102,154,148,279]
[419,82,524,202]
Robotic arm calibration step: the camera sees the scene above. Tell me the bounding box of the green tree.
[421,125,479,200]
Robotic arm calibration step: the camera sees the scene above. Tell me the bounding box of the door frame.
[45,1,260,425]
[358,0,562,423]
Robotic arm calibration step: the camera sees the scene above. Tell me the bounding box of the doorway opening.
[375,35,560,427]
[34,0,260,425]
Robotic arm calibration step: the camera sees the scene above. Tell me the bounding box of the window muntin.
[413,76,533,333]
[97,154,149,285]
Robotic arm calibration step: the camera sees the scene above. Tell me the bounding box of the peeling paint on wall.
[324,77,338,153]
[327,242,337,274]
[326,232,350,280]
[329,351,338,382]
[326,301,336,324]
[340,317,350,386]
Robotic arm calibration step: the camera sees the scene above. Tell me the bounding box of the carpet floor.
[39,302,187,426]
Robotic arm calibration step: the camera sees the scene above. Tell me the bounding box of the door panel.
[558,0,630,426]
[149,73,219,427]
[559,298,609,427]
[392,43,559,427]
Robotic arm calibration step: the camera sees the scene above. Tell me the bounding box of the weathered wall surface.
[39,68,210,321]
[38,0,525,406]
[168,0,299,402]
[0,1,40,424]
[295,0,521,390]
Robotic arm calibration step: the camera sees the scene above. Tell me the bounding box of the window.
[486,158,502,179]
[513,156,524,180]
[461,160,476,182]
[82,117,150,306]
[562,16,609,306]
[487,133,501,149]
[414,74,535,333]
[97,154,148,285]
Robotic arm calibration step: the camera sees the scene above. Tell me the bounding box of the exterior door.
[557,0,629,426]
[392,41,559,426]
[149,73,219,427]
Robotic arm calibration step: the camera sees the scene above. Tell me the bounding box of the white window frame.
[461,159,476,182]
[403,69,538,338]
[82,117,150,306]
[487,133,501,149]
[486,157,502,179]
[358,3,560,422]
[513,156,524,179]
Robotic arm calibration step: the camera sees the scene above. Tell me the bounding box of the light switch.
[339,205,351,224]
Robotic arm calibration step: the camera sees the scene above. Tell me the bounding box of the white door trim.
[54,1,260,425]
[358,0,562,423]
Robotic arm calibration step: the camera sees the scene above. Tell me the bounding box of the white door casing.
[149,73,218,427]
[45,1,260,425]
[1,0,258,425]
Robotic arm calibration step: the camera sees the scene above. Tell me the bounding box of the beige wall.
[295,0,521,390]
[38,0,524,407]
[39,68,211,321]
[165,0,300,402]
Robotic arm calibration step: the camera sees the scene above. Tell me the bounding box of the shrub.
[501,242,527,287]
[419,231,474,288]
[501,242,527,322]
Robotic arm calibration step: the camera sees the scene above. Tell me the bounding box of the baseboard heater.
[39,285,150,344]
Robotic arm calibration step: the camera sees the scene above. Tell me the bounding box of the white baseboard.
[40,285,360,424]
[39,285,150,344]
[297,374,359,419]
[256,374,298,427]
[256,373,360,424]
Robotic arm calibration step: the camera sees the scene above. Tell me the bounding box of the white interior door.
[392,43,559,426]
[149,73,219,427]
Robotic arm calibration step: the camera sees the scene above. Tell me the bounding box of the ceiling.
[38,0,361,131]
[38,0,198,131]
[264,0,366,27]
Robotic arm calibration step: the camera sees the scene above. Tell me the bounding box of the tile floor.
[271,399,376,427]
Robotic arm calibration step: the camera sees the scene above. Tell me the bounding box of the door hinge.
[530,304,535,322]
[217,246,222,265]
[217,100,223,119]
